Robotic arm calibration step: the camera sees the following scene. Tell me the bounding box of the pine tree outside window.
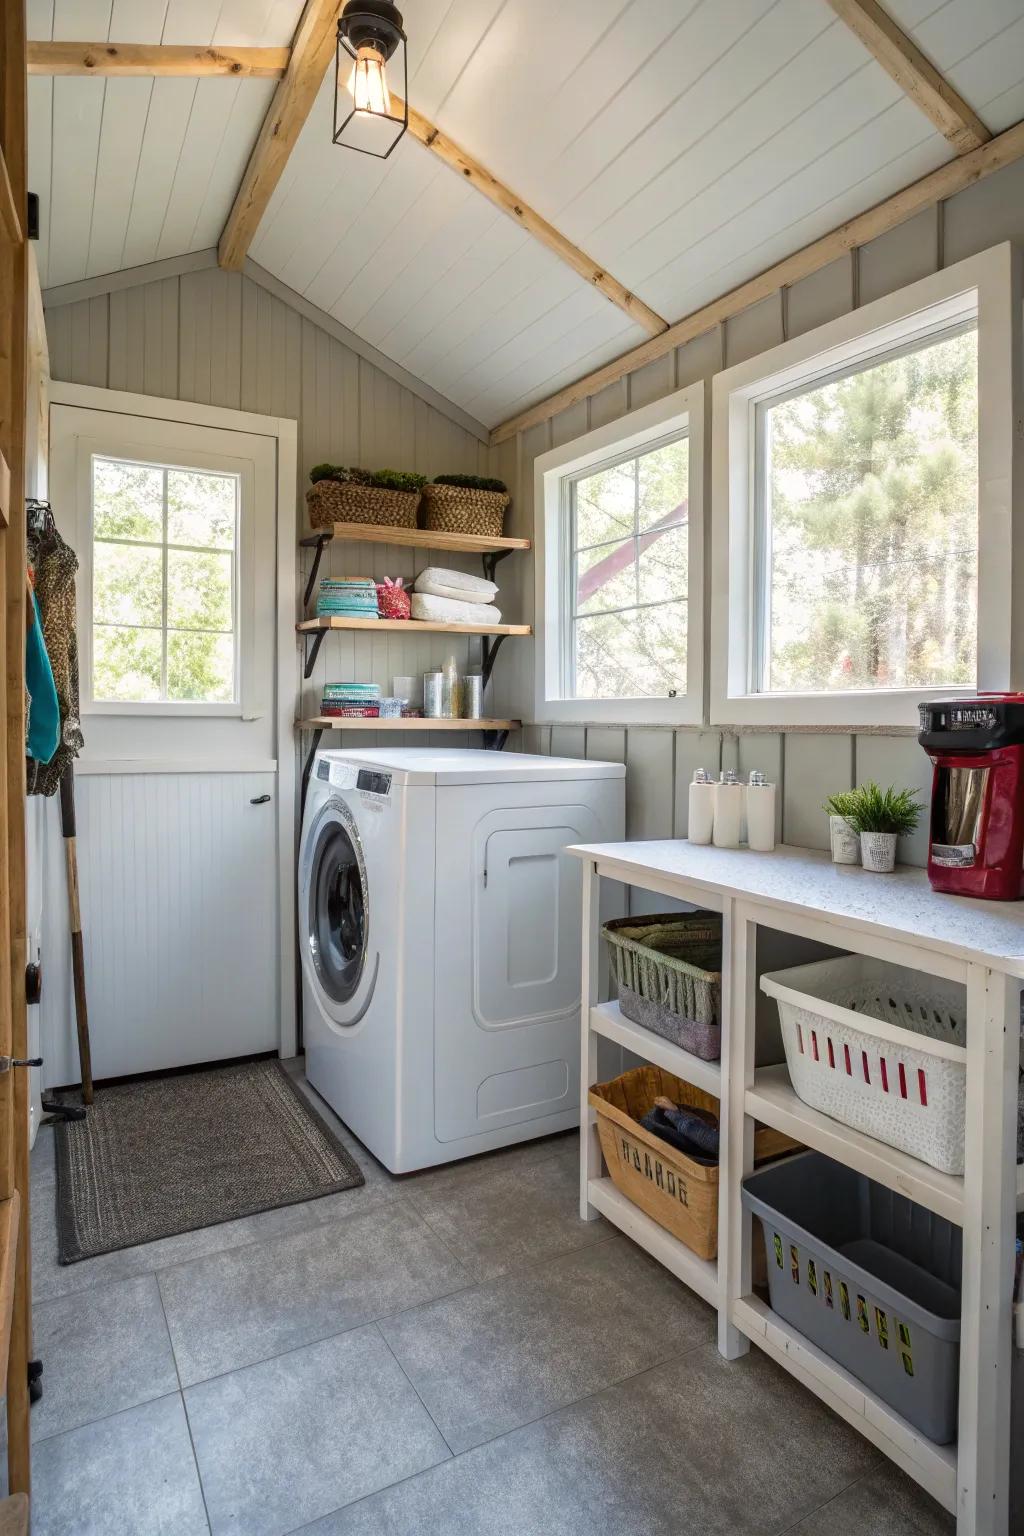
[711,245,1020,728]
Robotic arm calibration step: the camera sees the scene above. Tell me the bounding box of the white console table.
[569,841,1024,1536]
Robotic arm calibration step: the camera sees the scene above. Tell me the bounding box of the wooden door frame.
[1,0,31,1503]
[48,381,300,1056]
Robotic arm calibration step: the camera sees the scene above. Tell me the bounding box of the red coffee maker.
[918,694,1024,900]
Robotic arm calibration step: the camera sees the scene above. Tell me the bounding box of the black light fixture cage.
[333,1,408,160]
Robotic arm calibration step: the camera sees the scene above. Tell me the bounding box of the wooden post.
[719,899,755,1360]
[579,859,601,1221]
[957,965,1019,1534]
[0,0,31,1502]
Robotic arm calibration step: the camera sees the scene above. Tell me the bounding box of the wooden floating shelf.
[302,522,530,555]
[298,716,520,732]
[297,617,531,637]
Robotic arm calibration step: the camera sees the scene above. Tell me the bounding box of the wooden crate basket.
[307,480,420,530]
[589,1064,794,1260]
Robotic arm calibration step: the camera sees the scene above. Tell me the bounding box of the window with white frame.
[534,385,704,725]
[712,245,1019,727]
[89,455,239,704]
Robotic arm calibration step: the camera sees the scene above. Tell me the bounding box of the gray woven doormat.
[55,1059,364,1264]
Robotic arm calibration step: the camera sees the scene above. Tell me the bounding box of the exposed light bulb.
[348,44,391,115]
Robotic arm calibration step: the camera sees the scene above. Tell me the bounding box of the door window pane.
[89,456,239,704]
[758,327,978,693]
[569,434,688,701]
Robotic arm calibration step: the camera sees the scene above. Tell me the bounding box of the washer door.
[307,801,369,1006]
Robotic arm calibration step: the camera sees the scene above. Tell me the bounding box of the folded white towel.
[411,592,503,626]
[416,567,497,601]
[415,576,496,605]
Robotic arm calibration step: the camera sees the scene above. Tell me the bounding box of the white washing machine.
[299,747,625,1172]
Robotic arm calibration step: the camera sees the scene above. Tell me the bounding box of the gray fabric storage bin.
[743,1152,962,1444]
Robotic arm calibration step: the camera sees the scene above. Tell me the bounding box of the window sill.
[532,696,703,727]
[709,685,971,730]
[83,701,245,718]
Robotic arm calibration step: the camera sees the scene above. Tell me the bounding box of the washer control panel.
[356,769,392,797]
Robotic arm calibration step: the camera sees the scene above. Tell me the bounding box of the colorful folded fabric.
[319,705,380,718]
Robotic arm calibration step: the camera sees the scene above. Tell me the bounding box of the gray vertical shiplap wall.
[490,158,1024,867]
[45,267,503,749]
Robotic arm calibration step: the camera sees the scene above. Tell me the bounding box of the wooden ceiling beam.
[27,41,290,77]
[490,116,1024,443]
[824,0,990,154]
[395,96,668,338]
[218,0,341,272]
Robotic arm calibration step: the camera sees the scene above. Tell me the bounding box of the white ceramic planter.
[860,831,897,873]
[829,815,860,865]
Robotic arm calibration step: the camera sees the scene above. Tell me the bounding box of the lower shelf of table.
[589,1001,721,1096]
[731,1295,957,1512]
[585,1177,719,1306]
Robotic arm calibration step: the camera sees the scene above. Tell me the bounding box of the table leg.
[957,965,1019,1534]
[580,859,601,1221]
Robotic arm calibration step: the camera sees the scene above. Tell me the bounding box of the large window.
[569,435,689,701]
[89,455,239,704]
[535,385,704,725]
[755,326,978,696]
[712,246,1018,727]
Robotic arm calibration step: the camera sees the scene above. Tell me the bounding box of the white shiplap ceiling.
[30,0,1024,428]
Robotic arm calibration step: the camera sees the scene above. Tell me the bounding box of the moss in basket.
[839,782,924,836]
[432,473,508,493]
[369,469,428,493]
[309,463,347,484]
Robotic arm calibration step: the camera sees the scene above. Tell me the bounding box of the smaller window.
[534,385,704,726]
[89,455,239,705]
[568,434,689,702]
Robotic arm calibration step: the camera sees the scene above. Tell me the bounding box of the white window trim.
[710,242,1023,728]
[533,383,705,726]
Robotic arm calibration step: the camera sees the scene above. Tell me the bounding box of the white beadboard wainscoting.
[41,771,278,1089]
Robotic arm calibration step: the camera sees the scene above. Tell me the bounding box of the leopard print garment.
[27,526,84,797]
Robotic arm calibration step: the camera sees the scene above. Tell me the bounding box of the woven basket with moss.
[421,475,510,538]
[306,465,426,530]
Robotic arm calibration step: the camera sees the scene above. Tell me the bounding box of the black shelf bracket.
[480,633,507,691]
[303,627,328,680]
[483,729,510,751]
[481,546,513,586]
[302,532,331,610]
[300,726,325,815]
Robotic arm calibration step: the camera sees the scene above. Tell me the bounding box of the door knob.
[250,794,272,804]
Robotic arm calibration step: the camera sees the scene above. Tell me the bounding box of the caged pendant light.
[333,1,408,160]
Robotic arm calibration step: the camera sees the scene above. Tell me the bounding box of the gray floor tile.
[784,1464,955,1535]
[288,1067,574,1204]
[404,1146,605,1281]
[159,1197,470,1386]
[379,1235,714,1453]
[184,1324,450,1536]
[31,1124,56,1188]
[299,1346,877,1536]
[31,1393,208,1536]
[32,1273,180,1441]
[32,1159,395,1305]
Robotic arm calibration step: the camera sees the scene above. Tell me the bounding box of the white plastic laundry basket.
[761,955,967,1175]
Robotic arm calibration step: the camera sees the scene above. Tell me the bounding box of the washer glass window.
[309,813,367,1003]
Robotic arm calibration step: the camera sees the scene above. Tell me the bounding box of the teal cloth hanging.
[26,590,60,764]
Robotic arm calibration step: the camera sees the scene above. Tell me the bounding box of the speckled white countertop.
[568,841,1024,975]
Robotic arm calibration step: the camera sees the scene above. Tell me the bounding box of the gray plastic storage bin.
[743,1152,962,1444]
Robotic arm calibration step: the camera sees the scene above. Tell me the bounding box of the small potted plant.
[842,782,924,873]
[824,790,861,865]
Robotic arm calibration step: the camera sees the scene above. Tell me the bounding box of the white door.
[44,388,294,1083]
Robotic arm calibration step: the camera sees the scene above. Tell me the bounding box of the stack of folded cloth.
[411,567,501,625]
[316,578,379,620]
[320,682,381,718]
